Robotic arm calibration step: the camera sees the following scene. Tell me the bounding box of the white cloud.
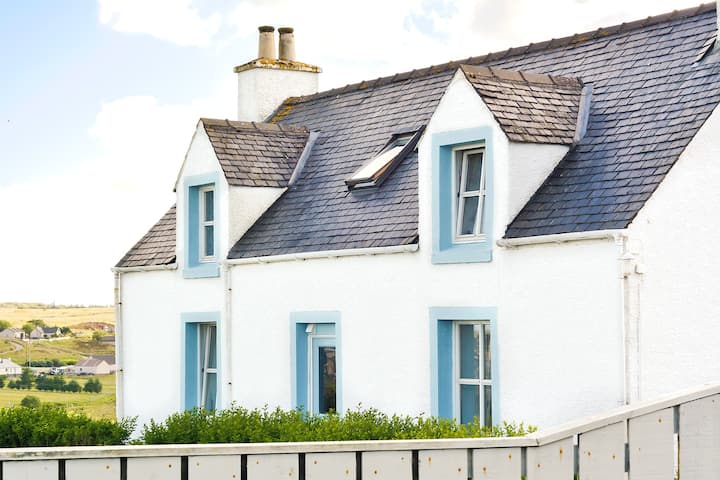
[98,0,222,47]
[0,79,235,305]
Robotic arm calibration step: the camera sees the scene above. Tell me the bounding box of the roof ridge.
[281,2,715,106]
[201,118,308,134]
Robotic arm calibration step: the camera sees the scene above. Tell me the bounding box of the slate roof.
[460,65,584,145]
[230,3,720,255]
[115,206,176,268]
[228,71,449,258]
[120,4,720,265]
[202,119,309,188]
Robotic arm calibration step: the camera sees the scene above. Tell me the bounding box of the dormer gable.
[460,65,587,146]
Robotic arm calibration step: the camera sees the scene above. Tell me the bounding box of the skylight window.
[345,128,424,190]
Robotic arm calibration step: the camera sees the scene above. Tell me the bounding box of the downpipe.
[114,272,125,419]
[616,233,644,405]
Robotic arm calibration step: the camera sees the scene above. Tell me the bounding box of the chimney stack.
[234,26,321,122]
[278,27,296,62]
[257,26,276,59]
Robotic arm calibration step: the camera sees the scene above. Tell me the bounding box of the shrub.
[16,368,33,389]
[0,375,6,388]
[20,396,41,408]
[83,378,102,393]
[139,405,536,445]
[0,404,135,447]
[36,375,66,392]
[64,380,81,393]
[92,331,104,344]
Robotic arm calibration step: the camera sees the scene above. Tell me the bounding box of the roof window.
[346,128,424,190]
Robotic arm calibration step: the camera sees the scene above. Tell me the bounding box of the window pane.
[484,385,492,426]
[460,197,479,235]
[204,373,217,410]
[318,346,336,413]
[483,324,491,380]
[204,226,214,257]
[459,324,480,379]
[460,384,480,424]
[208,326,217,369]
[204,190,214,221]
[465,153,484,191]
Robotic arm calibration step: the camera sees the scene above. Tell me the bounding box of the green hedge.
[0,404,535,448]
[0,404,135,447]
[139,406,535,444]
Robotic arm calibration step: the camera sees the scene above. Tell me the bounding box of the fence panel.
[246,453,298,480]
[306,452,355,480]
[526,437,574,480]
[418,449,466,479]
[628,408,674,480]
[578,421,625,480]
[188,454,240,480]
[3,460,58,480]
[126,456,180,480]
[66,458,120,480]
[361,450,412,480]
[472,447,521,479]
[680,394,720,480]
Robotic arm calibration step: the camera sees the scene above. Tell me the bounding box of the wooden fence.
[2,383,720,479]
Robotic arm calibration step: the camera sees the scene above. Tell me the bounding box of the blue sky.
[0,0,703,305]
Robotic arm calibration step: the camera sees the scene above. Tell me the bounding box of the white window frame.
[305,324,336,415]
[452,321,492,425]
[198,323,217,409]
[452,145,486,242]
[199,185,215,262]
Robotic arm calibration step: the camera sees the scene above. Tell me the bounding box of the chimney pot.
[278,27,296,62]
[257,26,276,59]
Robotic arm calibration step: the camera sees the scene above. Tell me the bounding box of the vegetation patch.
[139,406,536,444]
[0,403,134,447]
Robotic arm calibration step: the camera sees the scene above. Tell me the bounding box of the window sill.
[183,262,220,279]
[432,242,492,264]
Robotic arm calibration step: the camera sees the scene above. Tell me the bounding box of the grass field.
[0,374,116,419]
[0,303,113,331]
[0,338,115,365]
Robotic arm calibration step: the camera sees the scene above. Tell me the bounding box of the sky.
[0,0,705,305]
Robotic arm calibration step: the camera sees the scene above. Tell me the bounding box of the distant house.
[0,328,25,340]
[67,358,111,376]
[100,335,115,344]
[42,327,62,338]
[29,327,44,339]
[89,355,116,373]
[0,358,22,376]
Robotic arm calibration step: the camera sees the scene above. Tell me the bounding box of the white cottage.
[114,7,720,429]
[0,359,22,376]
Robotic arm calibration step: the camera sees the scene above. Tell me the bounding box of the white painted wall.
[120,269,224,427]
[627,105,720,400]
[120,68,624,430]
[228,186,285,246]
[506,142,568,225]
[237,67,319,122]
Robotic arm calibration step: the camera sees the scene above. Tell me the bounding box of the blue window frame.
[290,311,342,414]
[430,307,499,425]
[182,312,221,410]
[184,172,220,279]
[431,127,494,264]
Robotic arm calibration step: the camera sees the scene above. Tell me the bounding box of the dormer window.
[199,186,215,261]
[345,128,424,190]
[454,146,486,241]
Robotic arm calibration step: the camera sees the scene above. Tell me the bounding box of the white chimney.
[234,26,321,122]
